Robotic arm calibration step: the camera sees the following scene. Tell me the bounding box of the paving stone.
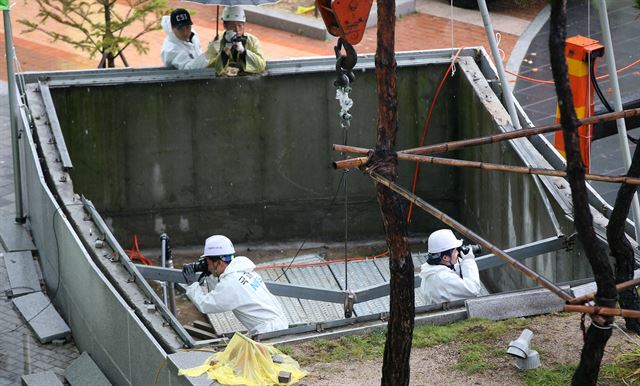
[3,251,40,297]
[0,219,35,253]
[12,293,71,344]
[20,371,63,386]
[64,352,111,386]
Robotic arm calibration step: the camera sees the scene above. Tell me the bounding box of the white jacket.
[419,255,482,305]
[186,256,288,335]
[160,16,208,70]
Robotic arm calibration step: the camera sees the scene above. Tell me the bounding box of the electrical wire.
[272,172,347,282]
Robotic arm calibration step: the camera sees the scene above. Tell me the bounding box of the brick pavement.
[1,0,539,76]
[0,88,80,386]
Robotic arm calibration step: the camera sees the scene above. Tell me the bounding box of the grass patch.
[279,317,528,369]
[413,317,527,348]
[456,343,494,374]
[600,348,640,385]
[520,364,576,386]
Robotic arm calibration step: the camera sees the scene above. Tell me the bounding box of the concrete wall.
[18,105,187,385]
[44,52,590,293]
[52,65,459,247]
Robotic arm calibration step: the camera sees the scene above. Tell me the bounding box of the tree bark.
[606,141,640,334]
[548,2,617,385]
[371,0,415,384]
[103,2,116,68]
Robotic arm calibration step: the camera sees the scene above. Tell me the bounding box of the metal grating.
[206,253,432,335]
[259,267,310,326]
[374,255,427,307]
[328,258,389,316]
[282,257,344,323]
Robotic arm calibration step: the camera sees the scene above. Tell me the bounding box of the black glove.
[182,264,197,285]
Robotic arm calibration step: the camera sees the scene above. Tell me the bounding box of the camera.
[459,244,482,255]
[184,257,210,276]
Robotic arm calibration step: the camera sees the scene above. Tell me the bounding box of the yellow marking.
[567,57,589,77]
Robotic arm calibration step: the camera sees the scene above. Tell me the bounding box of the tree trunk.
[371,0,415,384]
[548,2,617,385]
[606,141,640,334]
[103,2,116,68]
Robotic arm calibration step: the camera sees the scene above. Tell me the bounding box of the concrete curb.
[245,0,416,41]
[505,4,550,90]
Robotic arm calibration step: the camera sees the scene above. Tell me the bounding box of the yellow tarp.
[179,333,307,385]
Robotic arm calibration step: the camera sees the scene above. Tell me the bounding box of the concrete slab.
[3,251,40,297]
[21,371,64,386]
[168,350,218,386]
[466,286,571,321]
[12,292,71,344]
[64,352,112,386]
[0,218,36,252]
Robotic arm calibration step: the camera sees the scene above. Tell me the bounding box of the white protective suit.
[185,256,288,335]
[419,252,482,305]
[160,16,209,70]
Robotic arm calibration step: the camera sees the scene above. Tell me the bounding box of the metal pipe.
[160,233,169,307]
[597,0,640,244]
[476,0,521,130]
[3,10,25,222]
[564,304,640,319]
[368,171,573,302]
[395,153,640,185]
[333,107,640,170]
[167,258,177,315]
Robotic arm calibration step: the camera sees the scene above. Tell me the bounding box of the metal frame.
[37,81,73,171]
[82,196,198,348]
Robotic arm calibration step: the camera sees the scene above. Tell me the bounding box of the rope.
[407,47,464,222]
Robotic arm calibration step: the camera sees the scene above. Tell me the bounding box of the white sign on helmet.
[201,235,236,257]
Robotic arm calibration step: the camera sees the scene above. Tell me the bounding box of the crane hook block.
[316,0,374,45]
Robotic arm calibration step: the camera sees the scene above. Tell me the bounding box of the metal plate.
[374,255,427,307]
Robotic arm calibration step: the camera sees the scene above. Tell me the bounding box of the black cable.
[1,203,82,334]
[273,171,347,282]
[591,59,614,113]
[590,58,639,144]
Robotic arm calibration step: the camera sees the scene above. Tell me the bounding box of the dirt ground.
[294,313,640,385]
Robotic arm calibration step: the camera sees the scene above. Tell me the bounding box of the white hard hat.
[222,6,246,22]
[427,229,462,254]
[201,235,236,259]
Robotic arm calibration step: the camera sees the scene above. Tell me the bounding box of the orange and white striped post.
[554,35,605,172]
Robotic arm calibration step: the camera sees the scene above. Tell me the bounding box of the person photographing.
[419,229,482,305]
[208,6,266,76]
[182,235,288,335]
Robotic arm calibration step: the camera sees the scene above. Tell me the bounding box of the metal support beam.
[4,9,25,222]
[475,235,573,271]
[38,82,73,171]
